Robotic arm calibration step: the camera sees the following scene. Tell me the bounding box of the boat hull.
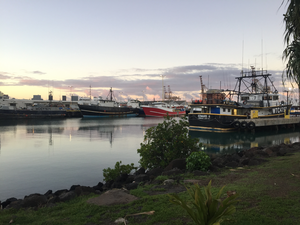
[79,105,139,118]
[188,113,285,132]
[142,106,186,117]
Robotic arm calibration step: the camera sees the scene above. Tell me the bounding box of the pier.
[236,116,300,130]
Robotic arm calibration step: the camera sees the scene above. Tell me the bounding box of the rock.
[44,190,52,196]
[239,158,250,166]
[212,157,224,167]
[21,194,47,208]
[134,167,145,175]
[1,197,18,209]
[74,186,96,196]
[54,189,68,196]
[164,158,186,171]
[111,182,123,189]
[125,182,139,190]
[225,161,239,168]
[163,179,175,185]
[134,174,150,182]
[69,185,80,191]
[263,147,277,157]
[5,199,23,210]
[248,159,259,166]
[208,165,220,172]
[92,182,103,192]
[104,180,114,189]
[125,175,135,184]
[87,189,138,206]
[146,167,163,177]
[47,196,60,204]
[277,148,287,156]
[115,173,128,183]
[59,191,77,202]
[193,170,209,176]
[162,168,183,176]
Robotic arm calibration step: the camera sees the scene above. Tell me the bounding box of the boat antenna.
[242,39,244,75]
[261,38,263,73]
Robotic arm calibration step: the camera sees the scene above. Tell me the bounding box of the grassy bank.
[1,152,300,225]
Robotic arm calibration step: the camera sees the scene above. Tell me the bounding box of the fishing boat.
[78,87,139,118]
[142,102,186,117]
[188,67,292,132]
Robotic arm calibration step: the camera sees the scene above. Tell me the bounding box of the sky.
[0,0,297,102]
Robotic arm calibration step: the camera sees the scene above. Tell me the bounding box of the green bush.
[168,180,239,225]
[186,151,211,171]
[137,116,201,169]
[102,161,137,182]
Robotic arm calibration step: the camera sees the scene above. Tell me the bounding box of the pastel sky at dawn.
[0,0,296,102]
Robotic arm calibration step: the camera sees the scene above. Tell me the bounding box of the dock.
[237,116,300,130]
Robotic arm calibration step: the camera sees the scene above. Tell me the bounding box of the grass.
[1,152,300,225]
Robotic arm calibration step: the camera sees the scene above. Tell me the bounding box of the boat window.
[223,108,226,112]
[9,103,17,106]
[228,108,231,112]
[273,96,279,100]
[241,97,249,101]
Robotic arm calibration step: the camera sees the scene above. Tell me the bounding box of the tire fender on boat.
[247,121,255,130]
[233,121,241,128]
[240,121,248,129]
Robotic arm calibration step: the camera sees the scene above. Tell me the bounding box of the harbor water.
[0,117,300,201]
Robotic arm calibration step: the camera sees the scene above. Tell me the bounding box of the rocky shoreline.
[1,141,300,210]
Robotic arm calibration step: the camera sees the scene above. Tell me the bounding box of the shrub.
[186,151,211,171]
[168,180,239,225]
[137,116,201,169]
[103,161,137,182]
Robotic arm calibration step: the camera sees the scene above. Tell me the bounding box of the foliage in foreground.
[186,151,211,171]
[103,161,137,182]
[137,116,200,169]
[168,180,239,225]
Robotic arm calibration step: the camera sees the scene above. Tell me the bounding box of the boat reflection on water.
[189,128,300,155]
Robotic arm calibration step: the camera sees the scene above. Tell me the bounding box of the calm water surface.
[0,117,299,201]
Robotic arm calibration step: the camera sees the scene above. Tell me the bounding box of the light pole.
[160,75,166,101]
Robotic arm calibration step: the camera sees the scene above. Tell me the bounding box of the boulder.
[125,182,139,190]
[146,167,163,177]
[134,174,150,183]
[134,167,145,175]
[162,168,183,176]
[115,173,128,183]
[87,189,138,206]
[21,194,47,208]
[212,157,224,168]
[248,159,259,166]
[193,170,209,176]
[225,161,239,168]
[54,189,68,196]
[164,158,186,171]
[59,191,77,202]
[74,186,96,196]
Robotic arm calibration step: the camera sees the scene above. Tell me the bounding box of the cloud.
[2,63,289,101]
[32,71,46,75]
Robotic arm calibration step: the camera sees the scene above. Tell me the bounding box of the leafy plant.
[103,161,137,182]
[186,151,211,172]
[137,116,201,169]
[168,180,239,225]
